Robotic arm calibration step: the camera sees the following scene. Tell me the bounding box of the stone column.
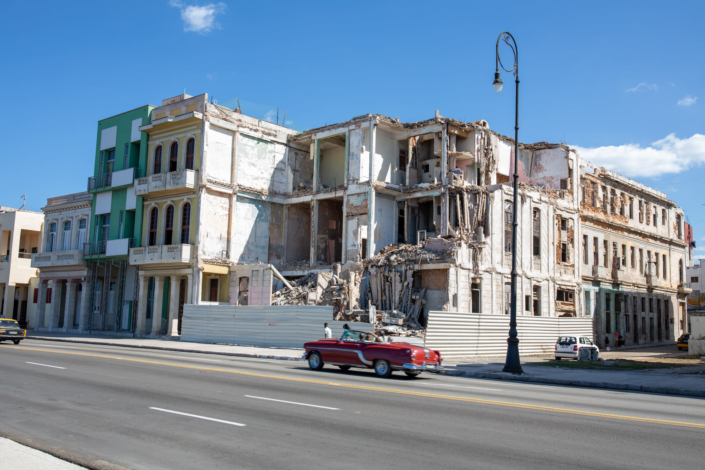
[167,276,180,336]
[36,281,48,329]
[3,284,15,320]
[63,281,77,332]
[49,281,64,331]
[194,270,203,305]
[186,274,193,304]
[135,275,147,336]
[151,275,164,336]
[78,280,90,332]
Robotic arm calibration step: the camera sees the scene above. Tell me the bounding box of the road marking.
[26,362,65,369]
[425,383,503,392]
[149,407,245,427]
[12,346,705,430]
[245,395,339,410]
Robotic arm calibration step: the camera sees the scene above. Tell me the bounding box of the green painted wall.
[88,104,155,257]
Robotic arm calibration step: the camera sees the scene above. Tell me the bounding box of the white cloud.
[263,110,276,123]
[677,95,697,107]
[169,1,226,34]
[574,134,705,178]
[626,83,658,92]
[206,73,215,80]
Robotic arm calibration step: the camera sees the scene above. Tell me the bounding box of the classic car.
[303,329,442,378]
[0,319,26,344]
[677,333,691,351]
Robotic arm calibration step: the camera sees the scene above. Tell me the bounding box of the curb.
[24,336,303,362]
[439,369,705,398]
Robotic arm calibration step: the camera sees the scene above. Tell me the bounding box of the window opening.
[169,142,178,172]
[62,220,71,251]
[48,223,56,252]
[593,237,598,266]
[77,219,86,251]
[583,236,588,265]
[154,145,162,174]
[471,282,480,313]
[124,143,130,168]
[533,286,541,316]
[504,201,513,253]
[165,205,174,245]
[533,209,540,257]
[118,211,124,239]
[186,138,195,170]
[209,278,219,302]
[181,202,191,244]
[149,208,158,246]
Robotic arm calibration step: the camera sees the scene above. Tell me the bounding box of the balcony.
[83,239,137,257]
[646,274,660,288]
[88,168,138,192]
[592,265,606,279]
[678,282,693,295]
[129,244,194,266]
[32,250,85,268]
[611,267,624,283]
[134,170,198,196]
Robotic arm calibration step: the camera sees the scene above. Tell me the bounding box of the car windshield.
[340,330,376,342]
[0,320,19,328]
[557,336,576,345]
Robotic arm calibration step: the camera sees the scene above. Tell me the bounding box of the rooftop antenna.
[283,110,287,127]
[20,195,26,210]
[277,108,279,125]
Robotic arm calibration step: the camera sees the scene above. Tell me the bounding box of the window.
[533,286,541,316]
[641,297,645,312]
[557,289,574,303]
[654,254,659,278]
[645,202,651,225]
[584,291,591,317]
[633,296,637,315]
[154,145,162,174]
[33,288,39,304]
[639,249,643,274]
[692,276,699,283]
[181,202,191,244]
[612,242,618,268]
[581,181,586,203]
[560,178,569,190]
[649,297,653,313]
[602,186,607,211]
[679,259,684,283]
[621,244,626,267]
[676,214,682,239]
[62,220,71,251]
[169,142,178,172]
[629,198,633,219]
[48,223,56,252]
[532,209,540,257]
[106,149,115,174]
[619,194,625,216]
[525,295,531,312]
[124,143,130,168]
[639,200,643,223]
[630,246,635,269]
[583,236,588,265]
[165,205,174,245]
[149,207,158,246]
[186,138,195,170]
[646,251,651,275]
[662,209,666,225]
[626,315,631,333]
[561,243,567,263]
[77,219,86,251]
[560,219,567,232]
[603,240,608,267]
[504,201,513,253]
[593,237,599,266]
[653,210,657,227]
[591,182,597,207]
[101,215,110,243]
[471,283,480,313]
[610,190,616,214]
[504,283,511,315]
[605,294,612,334]
[209,278,219,302]
[118,211,124,239]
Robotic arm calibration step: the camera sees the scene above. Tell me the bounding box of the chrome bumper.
[400,362,442,372]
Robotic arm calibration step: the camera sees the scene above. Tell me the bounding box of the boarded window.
[533,209,540,257]
[471,283,480,313]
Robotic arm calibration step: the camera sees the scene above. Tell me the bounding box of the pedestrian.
[324,322,332,339]
[614,330,620,349]
[342,323,352,340]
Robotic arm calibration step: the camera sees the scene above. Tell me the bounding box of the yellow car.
[677,334,691,351]
[0,319,26,345]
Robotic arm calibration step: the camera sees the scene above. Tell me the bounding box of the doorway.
[178,278,186,334]
[145,277,155,334]
[209,278,219,302]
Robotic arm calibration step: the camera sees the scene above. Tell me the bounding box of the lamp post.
[494,31,523,374]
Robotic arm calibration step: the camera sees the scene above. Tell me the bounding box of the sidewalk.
[25,332,303,361]
[0,437,85,470]
[441,361,705,398]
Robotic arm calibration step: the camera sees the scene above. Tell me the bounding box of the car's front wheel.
[308,352,324,370]
[374,359,393,378]
[12,339,21,345]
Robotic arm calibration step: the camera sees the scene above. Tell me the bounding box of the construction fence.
[180,304,373,349]
[424,311,593,358]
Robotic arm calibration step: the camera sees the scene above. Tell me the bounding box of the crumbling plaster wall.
[316,199,343,265]
[374,128,397,184]
[285,203,311,263]
[236,134,287,192]
[199,189,230,258]
[531,148,570,189]
[231,196,269,263]
[268,203,285,267]
[288,146,313,189]
[372,194,396,255]
[206,125,234,183]
[319,145,345,188]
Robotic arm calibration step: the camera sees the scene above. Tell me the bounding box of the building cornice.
[581,214,687,248]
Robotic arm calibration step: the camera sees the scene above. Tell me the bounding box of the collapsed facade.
[25,92,690,347]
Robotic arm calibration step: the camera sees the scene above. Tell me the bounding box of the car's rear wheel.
[308,352,323,370]
[374,359,392,378]
[12,339,21,345]
[404,371,421,378]
[338,365,351,371]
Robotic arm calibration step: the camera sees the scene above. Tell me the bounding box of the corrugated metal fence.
[181,304,373,349]
[424,311,593,357]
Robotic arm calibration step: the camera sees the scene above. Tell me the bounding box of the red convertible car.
[303,330,442,378]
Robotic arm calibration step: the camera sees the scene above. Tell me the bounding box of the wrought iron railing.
[88,172,112,191]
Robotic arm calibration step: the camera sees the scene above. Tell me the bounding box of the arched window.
[48,223,57,252]
[169,142,178,172]
[165,205,174,245]
[62,220,72,251]
[181,202,191,244]
[77,219,87,251]
[154,146,162,174]
[149,207,159,246]
[186,138,195,170]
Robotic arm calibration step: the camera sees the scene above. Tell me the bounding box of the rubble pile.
[271,272,317,306]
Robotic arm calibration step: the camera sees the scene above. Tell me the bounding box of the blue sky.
[1,1,703,250]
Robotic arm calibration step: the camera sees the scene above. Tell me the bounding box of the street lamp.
[494,31,523,374]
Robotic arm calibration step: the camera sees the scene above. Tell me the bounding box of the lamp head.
[493,72,503,92]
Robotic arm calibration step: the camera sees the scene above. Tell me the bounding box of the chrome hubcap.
[310,355,320,367]
[376,362,388,374]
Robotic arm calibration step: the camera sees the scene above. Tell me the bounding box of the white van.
[555,335,599,360]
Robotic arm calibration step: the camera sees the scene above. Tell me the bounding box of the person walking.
[324,322,332,339]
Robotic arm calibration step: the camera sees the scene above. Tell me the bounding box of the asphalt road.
[1,340,704,470]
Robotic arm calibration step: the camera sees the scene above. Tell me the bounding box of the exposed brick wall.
[421,269,448,290]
